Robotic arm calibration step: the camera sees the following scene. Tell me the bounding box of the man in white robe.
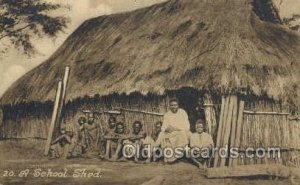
[158,98,191,163]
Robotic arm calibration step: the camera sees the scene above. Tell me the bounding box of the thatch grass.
[1,0,300,105]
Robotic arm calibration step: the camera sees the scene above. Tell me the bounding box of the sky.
[0,0,299,97]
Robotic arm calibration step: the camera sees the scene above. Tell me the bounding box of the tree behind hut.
[0,0,68,55]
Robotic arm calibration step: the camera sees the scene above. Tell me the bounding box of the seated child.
[102,116,117,158]
[123,121,146,162]
[143,121,163,162]
[153,121,163,142]
[101,122,126,161]
[189,119,214,168]
[106,116,117,134]
[124,121,146,143]
[49,127,73,159]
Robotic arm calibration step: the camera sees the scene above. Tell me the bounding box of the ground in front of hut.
[0,140,295,185]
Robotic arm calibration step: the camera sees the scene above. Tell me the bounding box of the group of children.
[49,114,214,168]
[99,117,163,163]
[49,113,99,159]
[99,116,214,168]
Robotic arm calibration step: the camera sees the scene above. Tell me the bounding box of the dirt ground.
[0,140,295,185]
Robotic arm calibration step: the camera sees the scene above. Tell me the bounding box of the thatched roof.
[1,0,300,105]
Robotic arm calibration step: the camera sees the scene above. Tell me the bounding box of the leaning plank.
[232,101,245,167]
[228,96,238,166]
[220,95,235,167]
[213,96,226,167]
[220,97,230,147]
[206,164,290,179]
[62,66,70,101]
[44,81,63,156]
[56,66,70,122]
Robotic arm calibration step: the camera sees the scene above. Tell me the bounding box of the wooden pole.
[54,66,70,136]
[228,96,238,166]
[232,101,244,167]
[220,97,230,147]
[203,94,217,135]
[59,66,70,115]
[44,81,63,156]
[220,95,236,167]
[214,96,226,167]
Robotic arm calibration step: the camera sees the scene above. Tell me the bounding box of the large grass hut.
[0,0,300,168]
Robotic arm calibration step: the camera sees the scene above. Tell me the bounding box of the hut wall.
[63,94,166,136]
[237,98,300,167]
[1,94,167,140]
[1,102,52,139]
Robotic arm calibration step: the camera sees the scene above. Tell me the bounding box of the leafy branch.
[0,0,69,55]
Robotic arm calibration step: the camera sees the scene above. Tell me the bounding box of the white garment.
[161,108,190,132]
[159,108,190,163]
[189,132,214,149]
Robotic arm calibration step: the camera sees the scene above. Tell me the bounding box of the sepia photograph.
[0,0,300,184]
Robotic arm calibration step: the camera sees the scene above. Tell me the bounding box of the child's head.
[108,116,116,129]
[60,128,66,134]
[154,121,163,134]
[132,121,142,135]
[115,122,125,134]
[195,119,206,134]
[78,117,87,126]
[87,112,95,125]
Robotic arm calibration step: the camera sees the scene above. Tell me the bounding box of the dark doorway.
[167,88,205,132]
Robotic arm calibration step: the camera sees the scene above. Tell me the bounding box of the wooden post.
[53,66,70,140]
[220,97,230,148]
[220,95,236,167]
[53,66,70,138]
[228,96,239,166]
[44,66,70,156]
[232,101,245,167]
[214,96,226,167]
[203,94,217,135]
[44,81,63,156]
